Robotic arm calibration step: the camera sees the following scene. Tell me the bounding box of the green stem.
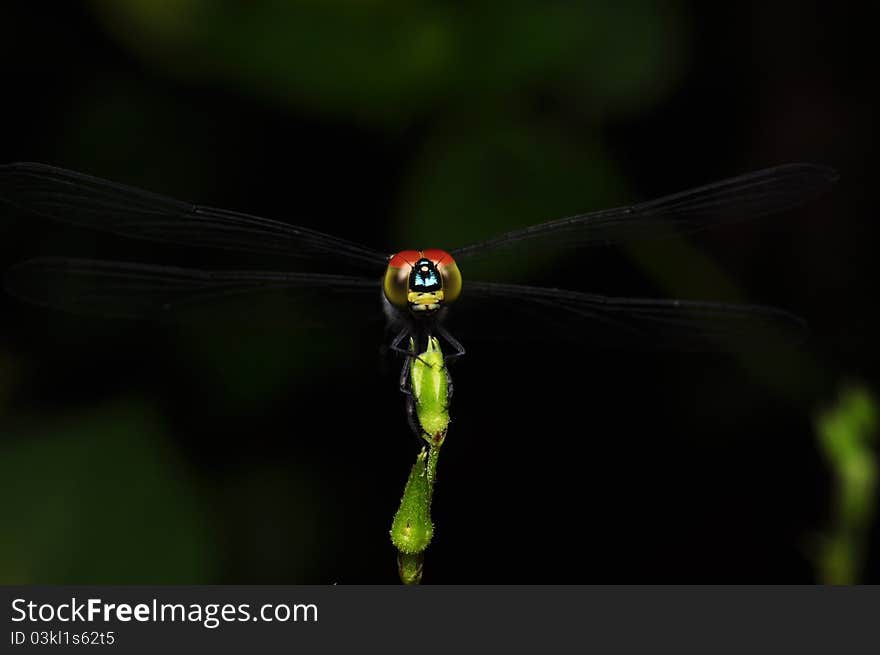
[397,552,424,585]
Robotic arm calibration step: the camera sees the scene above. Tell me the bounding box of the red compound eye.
[388,250,421,269]
[421,249,454,268]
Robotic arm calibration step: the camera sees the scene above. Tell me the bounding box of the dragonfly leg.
[397,342,427,440]
[389,327,430,366]
[398,355,412,396]
[435,324,466,361]
[405,395,423,441]
[389,326,409,350]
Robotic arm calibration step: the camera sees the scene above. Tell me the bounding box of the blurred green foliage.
[210,462,331,584]
[89,1,684,124]
[0,390,331,583]
[814,384,878,584]
[0,349,20,412]
[0,401,215,583]
[171,293,360,411]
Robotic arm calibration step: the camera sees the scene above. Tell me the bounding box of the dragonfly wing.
[452,280,807,350]
[0,163,389,271]
[451,163,837,260]
[4,257,381,322]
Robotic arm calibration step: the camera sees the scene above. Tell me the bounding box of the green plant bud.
[411,336,450,445]
[390,448,433,554]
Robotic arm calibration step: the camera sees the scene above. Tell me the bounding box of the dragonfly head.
[383,249,462,316]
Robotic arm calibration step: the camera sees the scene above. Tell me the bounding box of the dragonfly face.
[383,249,462,316]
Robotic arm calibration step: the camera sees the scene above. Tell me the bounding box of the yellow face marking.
[408,290,444,306]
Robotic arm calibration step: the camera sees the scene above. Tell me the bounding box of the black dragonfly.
[0,162,837,359]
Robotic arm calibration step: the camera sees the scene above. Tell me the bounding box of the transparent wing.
[0,163,389,271]
[4,257,381,321]
[451,280,807,350]
[451,163,838,261]
[4,260,807,349]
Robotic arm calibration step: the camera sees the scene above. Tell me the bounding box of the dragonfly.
[0,162,837,365]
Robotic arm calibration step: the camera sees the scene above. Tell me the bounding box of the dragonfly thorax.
[383,249,462,315]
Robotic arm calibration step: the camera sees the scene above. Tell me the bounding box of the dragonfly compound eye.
[384,250,420,309]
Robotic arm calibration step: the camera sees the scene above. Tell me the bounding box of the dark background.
[0,2,876,583]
